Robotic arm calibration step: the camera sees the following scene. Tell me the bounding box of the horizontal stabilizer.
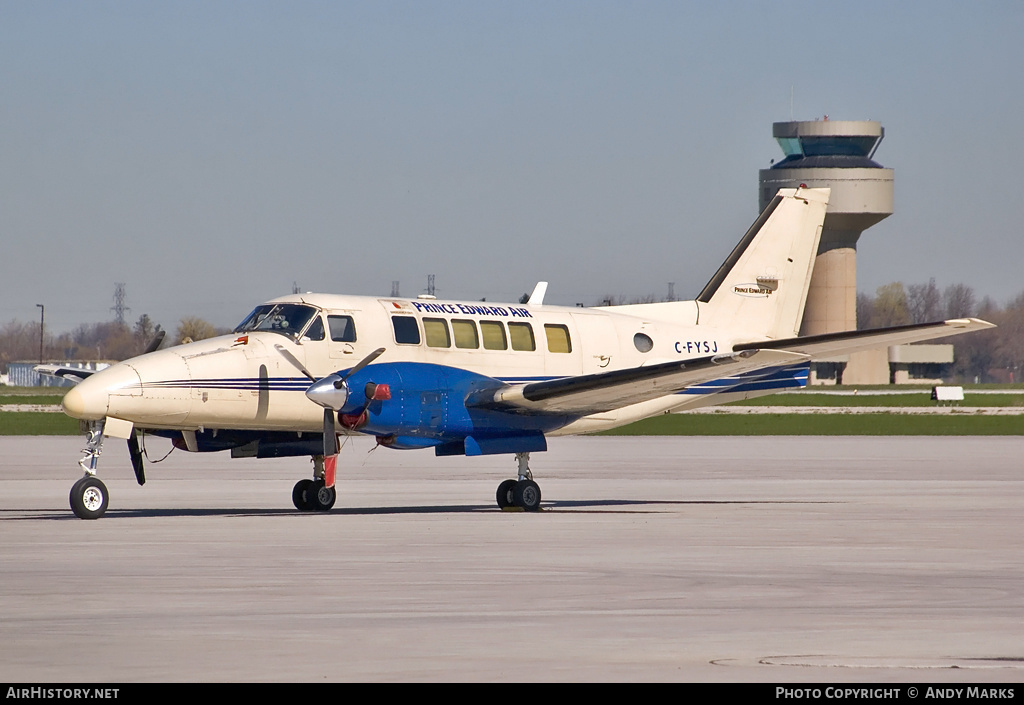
[34,364,98,385]
[481,349,809,415]
[734,318,995,359]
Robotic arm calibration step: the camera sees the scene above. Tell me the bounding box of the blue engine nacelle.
[336,362,573,456]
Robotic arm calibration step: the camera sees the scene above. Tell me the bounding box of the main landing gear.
[292,455,336,512]
[496,452,542,511]
[70,424,109,520]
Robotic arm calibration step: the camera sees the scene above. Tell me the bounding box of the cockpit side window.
[328,315,357,342]
[303,316,325,341]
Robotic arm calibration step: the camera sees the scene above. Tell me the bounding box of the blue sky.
[2,1,1022,332]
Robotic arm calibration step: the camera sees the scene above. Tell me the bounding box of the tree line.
[857,279,1022,383]
[0,314,226,373]
[2,283,1022,383]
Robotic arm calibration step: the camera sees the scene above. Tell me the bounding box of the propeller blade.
[127,430,146,486]
[323,408,338,457]
[144,329,166,354]
[274,344,316,382]
[340,347,386,381]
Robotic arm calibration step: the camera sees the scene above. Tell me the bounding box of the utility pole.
[391,280,400,297]
[35,304,44,363]
[426,274,435,297]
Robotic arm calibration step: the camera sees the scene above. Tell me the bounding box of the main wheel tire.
[496,479,517,509]
[70,476,109,520]
[292,479,314,511]
[307,480,337,511]
[513,479,542,512]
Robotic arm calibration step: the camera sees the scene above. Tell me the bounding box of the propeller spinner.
[305,347,386,412]
[304,347,386,458]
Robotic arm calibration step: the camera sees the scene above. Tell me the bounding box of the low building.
[5,361,110,388]
[810,344,954,385]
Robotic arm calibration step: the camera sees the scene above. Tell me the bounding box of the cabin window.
[544,324,572,353]
[480,321,507,350]
[633,333,654,353]
[328,315,357,342]
[452,319,479,349]
[423,318,451,348]
[302,316,325,341]
[392,316,420,345]
[508,322,536,351]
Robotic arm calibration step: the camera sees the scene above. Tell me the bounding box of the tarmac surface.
[1,434,1021,683]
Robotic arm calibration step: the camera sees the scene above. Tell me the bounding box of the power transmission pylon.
[111,283,130,325]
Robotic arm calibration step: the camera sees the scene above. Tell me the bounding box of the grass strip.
[0,395,66,406]
[733,393,1024,408]
[0,412,80,435]
[597,413,1024,436]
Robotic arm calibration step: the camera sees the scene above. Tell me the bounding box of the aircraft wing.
[34,364,98,385]
[733,318,995,359]
[478,349,810,415]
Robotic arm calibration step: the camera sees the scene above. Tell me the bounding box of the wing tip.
[945,317,996,330]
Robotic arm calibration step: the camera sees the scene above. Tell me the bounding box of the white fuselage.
[63,292,776,438]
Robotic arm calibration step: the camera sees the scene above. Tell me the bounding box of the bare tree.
[132,314,164,355]
[907,278,942,323]
[992,292,1024,383]
[0,320,44,370]
[943,283,976,319]
[856,292,876,330]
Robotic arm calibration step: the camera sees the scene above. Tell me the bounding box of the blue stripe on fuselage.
[137,362,808,397]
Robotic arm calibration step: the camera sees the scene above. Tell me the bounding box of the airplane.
[43,187,994,519]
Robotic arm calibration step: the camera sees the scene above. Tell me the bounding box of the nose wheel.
[70,476,109,520]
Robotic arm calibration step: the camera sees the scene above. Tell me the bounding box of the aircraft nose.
[61,386,88,418]
[61,363,141,421]
[62,381,106,420]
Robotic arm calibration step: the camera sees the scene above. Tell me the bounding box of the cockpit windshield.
[233,303,319,339]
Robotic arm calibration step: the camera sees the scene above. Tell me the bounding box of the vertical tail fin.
[696,187,829,340]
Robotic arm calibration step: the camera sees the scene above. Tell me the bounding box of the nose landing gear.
[70,475,109,520]
[70,424,109,520]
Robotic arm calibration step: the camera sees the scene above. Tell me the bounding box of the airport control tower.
[759,119,894,383]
